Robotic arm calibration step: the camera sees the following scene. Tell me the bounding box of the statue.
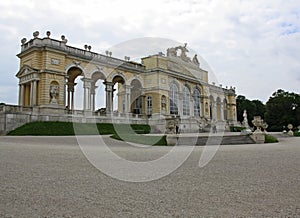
[166,43,191,62]
[167,47,177,57]
[242,110,250,128]
[192,54,200,66]
[50,85,59,104]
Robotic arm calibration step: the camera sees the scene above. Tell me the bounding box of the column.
[29,81,33,106]
[104,82,114,113]
[123,85,131,113]
[178,91,183,116]
[19,84,25,106]
[32,80,37,106]
[220,103,224,121]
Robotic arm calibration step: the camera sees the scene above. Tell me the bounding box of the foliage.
[264,134,279,143]
[294,131,300,137]
[236,95,266,126]
[229,126,246,132]
[265,89,300,132]
[111,134,167,146]
[7,122,151,136]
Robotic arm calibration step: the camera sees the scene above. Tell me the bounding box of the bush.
[230,126,246,132]
[265,134,278,143]
[294,131,300,137]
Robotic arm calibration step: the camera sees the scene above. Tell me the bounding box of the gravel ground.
[0,136,299,217]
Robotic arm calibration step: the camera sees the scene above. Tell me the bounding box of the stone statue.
[242,110,249,128]
[176,43,191,62]
[166,43,191,62]
[167,47,177,57]
[192,54,200,66]
[50,85,59,104]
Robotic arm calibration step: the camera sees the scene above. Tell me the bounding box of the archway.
[130,79,143,114]
[112,75,125,113]
[66,66,83,110]
[91,71,106,112]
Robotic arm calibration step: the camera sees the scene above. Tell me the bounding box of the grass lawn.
[7,121,151,136]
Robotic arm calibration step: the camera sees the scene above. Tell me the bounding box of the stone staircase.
[176,134,255,146]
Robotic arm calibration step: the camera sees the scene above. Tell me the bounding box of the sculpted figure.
[50,85,59,104]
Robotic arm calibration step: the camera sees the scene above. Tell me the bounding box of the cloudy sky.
[0,0,299,105]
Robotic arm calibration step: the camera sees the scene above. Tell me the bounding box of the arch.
[169,82,179,115]
[91,70,107,81]
[130,79,143,114]
[182,85,190,116]
[66,66,84,110]
[127,76,144,88]
[91,71,107,112]
[169,79,181,91]
[107,71,126,84]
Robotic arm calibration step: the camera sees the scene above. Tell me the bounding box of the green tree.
[236,96,266,126]
[236,95,256,126]
[252,100,266,119]
[265,89,300,131]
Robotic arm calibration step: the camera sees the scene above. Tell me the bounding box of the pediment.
[16,65,38,78]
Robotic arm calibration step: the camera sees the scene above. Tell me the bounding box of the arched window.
[170,83,178,115]
[194,89,201,117]
[147,96,152,115]
[183,86,190,116]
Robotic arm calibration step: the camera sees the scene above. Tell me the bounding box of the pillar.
[19,84,25,106]
[32,80,37,106]
[104,81,114,113]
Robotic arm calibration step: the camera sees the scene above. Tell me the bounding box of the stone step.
[176,135,255,146]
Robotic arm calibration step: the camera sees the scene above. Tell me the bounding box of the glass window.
[194,89,201,117]
[183,86,190,116]
[147,96,152,115]
[170,83,178,115]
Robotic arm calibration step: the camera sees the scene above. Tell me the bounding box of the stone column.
[220,103,224,121]
[29,81,33,106]
[32,80,37,106]
[123,85,131,114]
[90,83,96,112]
[178,91,183,116]
[104,81,114,114]
[82,78,92,111]
[19,84,25,106]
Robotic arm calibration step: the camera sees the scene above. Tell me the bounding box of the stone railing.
[0,104,33,113]
[21,37,145,71]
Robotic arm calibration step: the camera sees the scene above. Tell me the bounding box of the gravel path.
[0,136,299,217]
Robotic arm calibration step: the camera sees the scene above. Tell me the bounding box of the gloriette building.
[0,31,237,134]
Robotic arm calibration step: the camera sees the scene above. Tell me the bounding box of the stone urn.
[251,116,265,144]
[287,124,294,136]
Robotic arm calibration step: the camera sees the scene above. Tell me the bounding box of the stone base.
[251,131,265,144]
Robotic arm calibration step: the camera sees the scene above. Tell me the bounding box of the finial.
[21,38,27,45]
[46,31,51,38]
[33,31,39,38]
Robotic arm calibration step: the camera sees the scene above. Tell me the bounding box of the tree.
[265,89,300,131]
[236,95,256,126]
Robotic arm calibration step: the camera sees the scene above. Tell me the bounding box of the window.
[147,96,152,115]
[170,83,178,115]
[183,86,190,116]
[194,89,201,117]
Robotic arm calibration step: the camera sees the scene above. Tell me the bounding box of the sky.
[0,0,299,106]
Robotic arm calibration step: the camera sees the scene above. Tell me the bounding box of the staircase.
[176,134,255,146]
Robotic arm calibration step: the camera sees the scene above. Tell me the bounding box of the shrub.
[230,126,246,132]
[265,134,278,143]
[294,131,300,137]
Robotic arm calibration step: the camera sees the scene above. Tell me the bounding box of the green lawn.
[7,121,151,136]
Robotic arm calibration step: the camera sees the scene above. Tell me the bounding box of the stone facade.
[0,31,237,134]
